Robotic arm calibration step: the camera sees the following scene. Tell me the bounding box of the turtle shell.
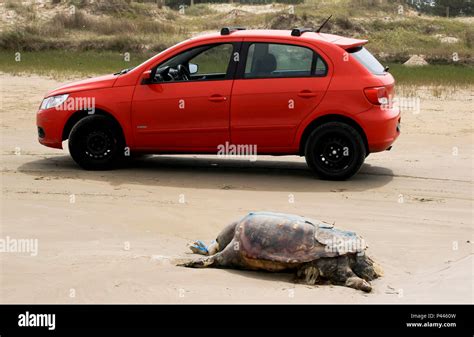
[236,212,366,264]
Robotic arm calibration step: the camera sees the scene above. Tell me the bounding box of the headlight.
[40,94,69,110]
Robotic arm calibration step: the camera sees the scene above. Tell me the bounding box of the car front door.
[132,42,239,150]
[230,40,331,148]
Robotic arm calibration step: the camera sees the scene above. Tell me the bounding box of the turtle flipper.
[345,276,372,292]
[180,241,241,269]
[178,256,216,268]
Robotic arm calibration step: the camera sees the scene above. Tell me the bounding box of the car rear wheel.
[68,115,124,170]
[305,122,366,180]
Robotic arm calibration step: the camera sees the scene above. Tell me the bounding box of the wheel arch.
[62,109,125,144]
[298,114,369,156]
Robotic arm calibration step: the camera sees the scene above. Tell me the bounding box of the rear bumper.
[358,105,401,153]
[36,108,65,149]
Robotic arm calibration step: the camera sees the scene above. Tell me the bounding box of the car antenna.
[316,15,332,33]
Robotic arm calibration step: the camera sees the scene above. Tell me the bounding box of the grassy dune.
[0,0,473,85]
[1,1,473,60]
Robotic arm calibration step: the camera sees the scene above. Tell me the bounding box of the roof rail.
[220,27,246,35]
[291,27,313,37]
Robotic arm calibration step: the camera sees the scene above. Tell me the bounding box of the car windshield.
[349,47,385,75]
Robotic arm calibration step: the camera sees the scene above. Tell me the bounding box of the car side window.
[189,44,233,76]
[155,43,234,82]
[244,43,327,79]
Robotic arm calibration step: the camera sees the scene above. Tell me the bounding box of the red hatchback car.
[37,27,400,180]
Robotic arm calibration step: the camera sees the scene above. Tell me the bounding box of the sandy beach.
[0,73,472,304]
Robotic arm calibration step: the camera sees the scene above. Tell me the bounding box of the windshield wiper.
[114,67,133,75]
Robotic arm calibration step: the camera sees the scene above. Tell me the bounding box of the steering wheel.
[154,66,174,82]
[176,64,191,81]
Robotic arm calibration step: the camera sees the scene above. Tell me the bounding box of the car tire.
[68,115,124,170]
[304,122,366,180]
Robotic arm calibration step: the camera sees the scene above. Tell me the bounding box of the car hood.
[45,74,118,97]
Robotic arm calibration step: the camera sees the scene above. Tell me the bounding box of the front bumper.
[36,108,66,149]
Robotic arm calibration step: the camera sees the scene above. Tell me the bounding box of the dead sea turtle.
[180,212,382,292]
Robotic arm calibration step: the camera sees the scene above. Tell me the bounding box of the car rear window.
[244,43,327,79]
[349,47,385,75]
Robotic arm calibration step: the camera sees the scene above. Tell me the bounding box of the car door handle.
[298,90,317,98]
[208,95,227,102]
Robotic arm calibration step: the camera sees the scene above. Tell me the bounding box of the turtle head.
[352,254,382,281]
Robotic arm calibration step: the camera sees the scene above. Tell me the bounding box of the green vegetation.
[386,63,474,86]
[1,50,472,86]
[0,50,150,78]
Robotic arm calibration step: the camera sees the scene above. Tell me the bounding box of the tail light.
[364,86,389,105]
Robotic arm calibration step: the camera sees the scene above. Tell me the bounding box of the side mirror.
[141,70,152,84]
[189,63,198,74]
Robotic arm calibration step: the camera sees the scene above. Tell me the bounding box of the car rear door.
[230,39,331,148]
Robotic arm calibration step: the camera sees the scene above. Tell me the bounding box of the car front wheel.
[68,115,124,170]
[304,122,366,180]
